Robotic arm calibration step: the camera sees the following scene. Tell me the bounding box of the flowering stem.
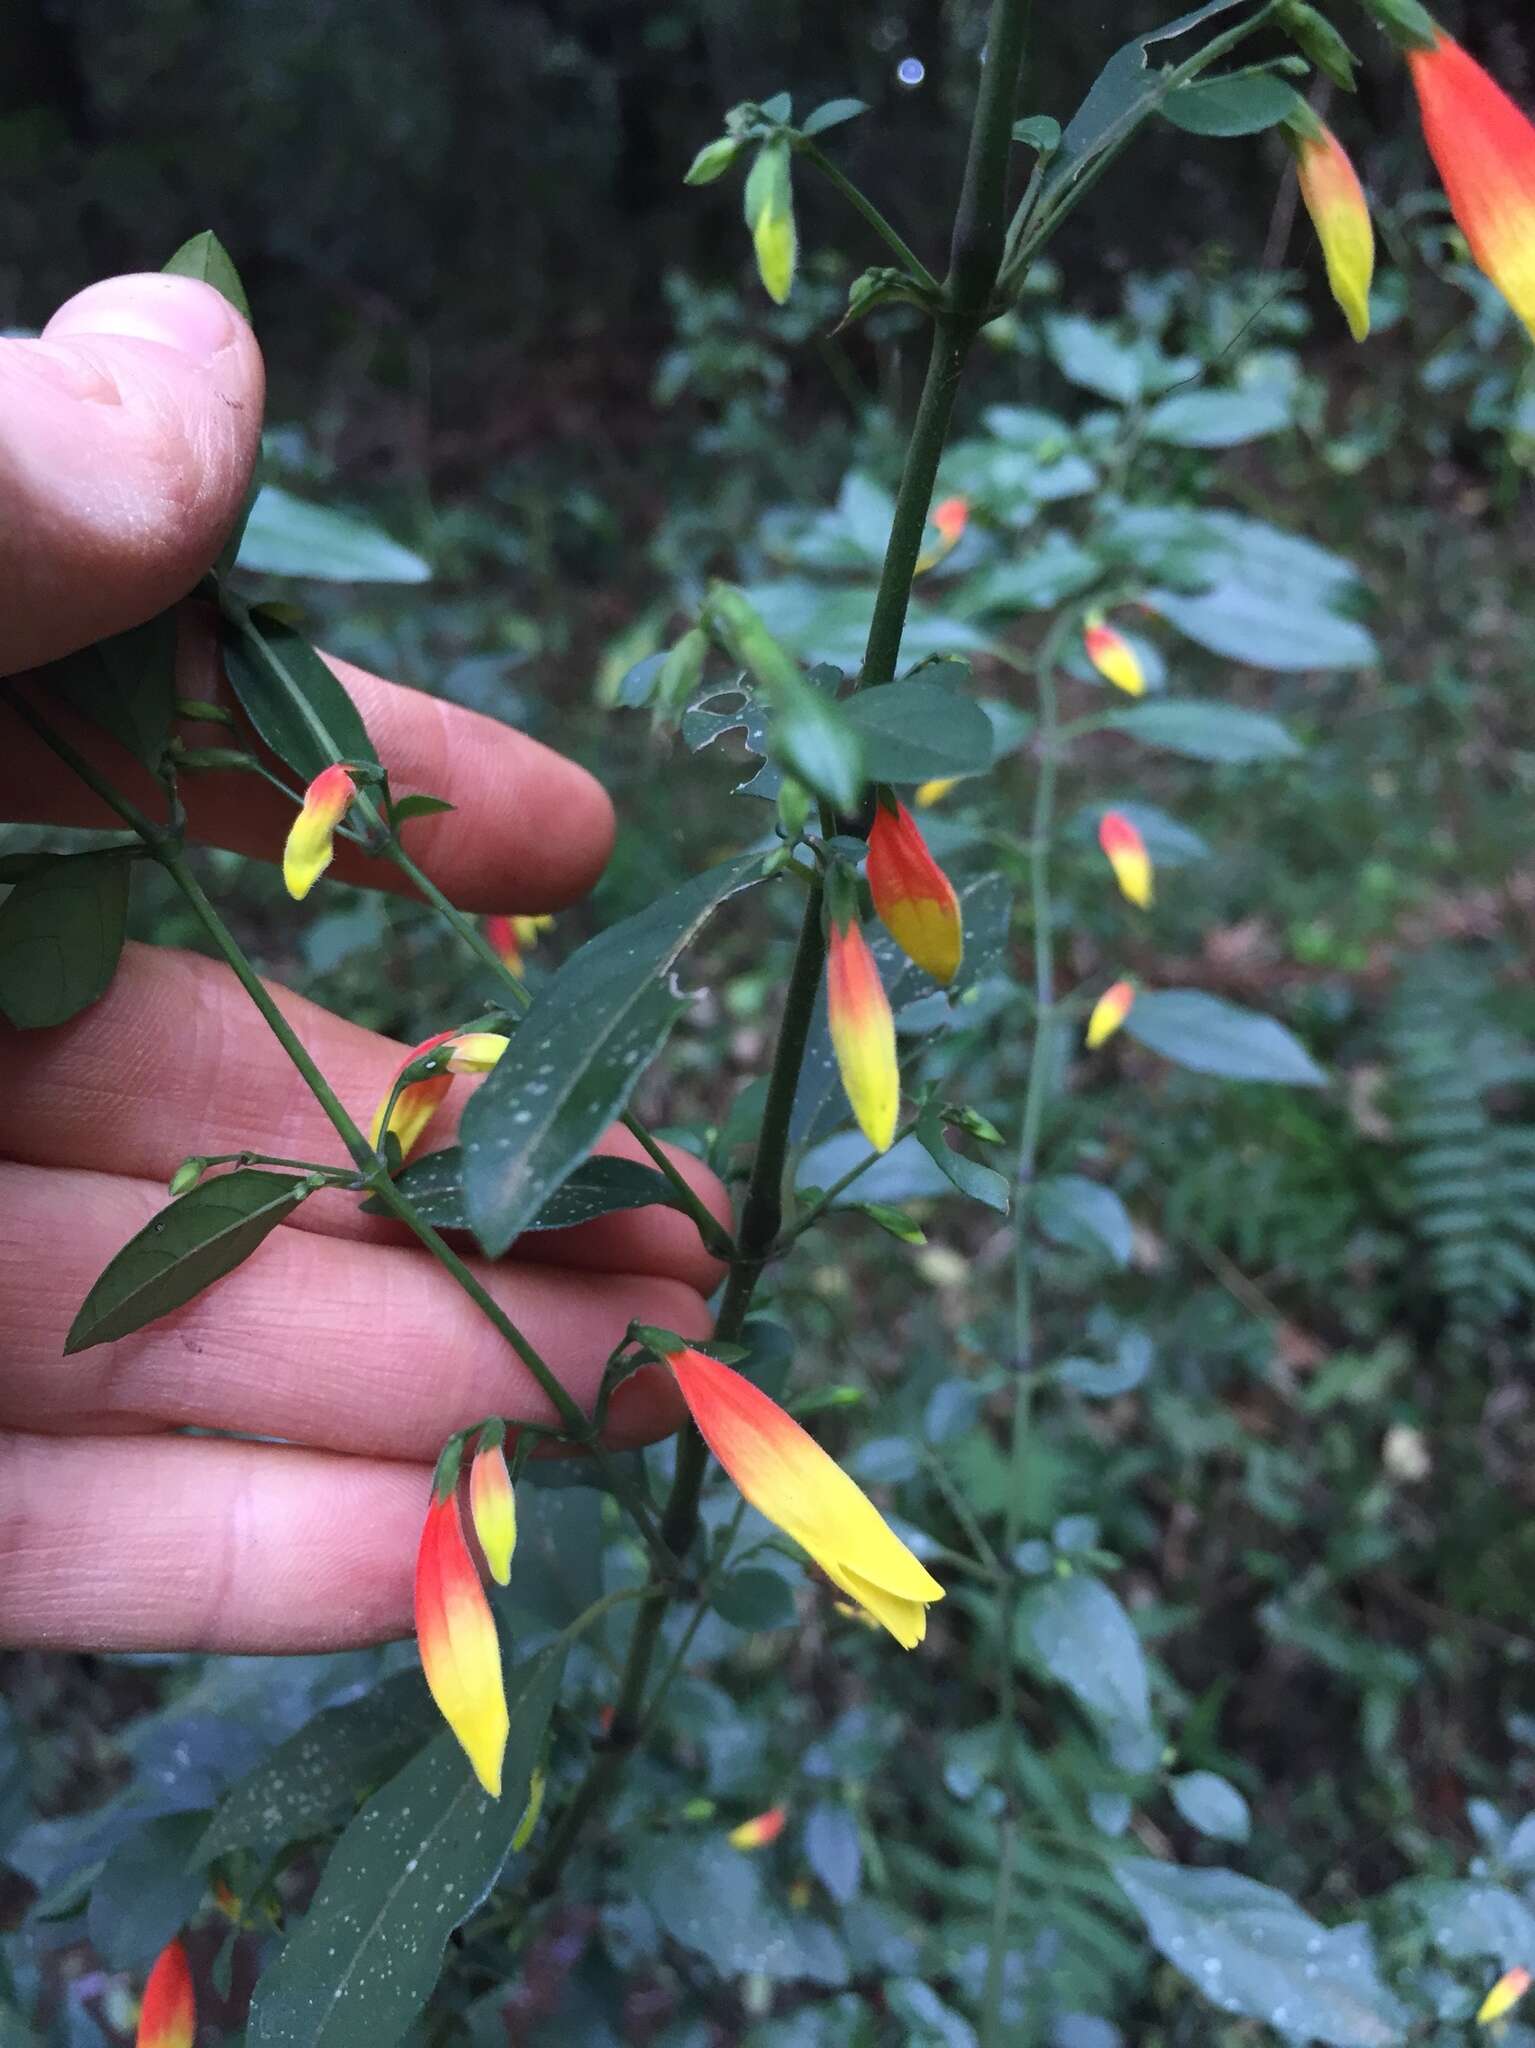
[796,142,941,295]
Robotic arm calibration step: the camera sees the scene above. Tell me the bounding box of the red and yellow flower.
[369,1029,510,1162]
[469,1432,517,1587]
[1083,614,1146,697]
[866,797,963,988]
[415,1477,509,1797]
[1098,812,1153,909]
[283,764,356,900]
[827,914,900,1153]
[728,1806,788,1850]
[135,1937,195,2048]
[1478,1967,1532,2026]
[1288,117,1375,342]
[660,1344,945,1647]
[915,494,968,574]
[486,913,555,976]
[1408,27,1535,343]
[1086,980,1136,1050]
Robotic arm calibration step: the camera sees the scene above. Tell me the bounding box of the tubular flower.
[1289,120,1375,342]
[282,764,356,900]
[469,1435,517,1586]
[915,776,960,807]
[1478,1968,1532,2025]
[1098,811,1153,909]
[1408,29,1535,343]
[135,1937,195,2048]
[1083,613,1146,696]
[729,1806,788,1850]
[866,798,963,987]
[485,913,554,976]
[1086,981,1136,1050]
[827,916,900,1153]
[915,494,969,574]
[368,1030,509,1161]
[663,1346,945,1647]
[415,1484,509,1797]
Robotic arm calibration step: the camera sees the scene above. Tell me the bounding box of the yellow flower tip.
[1293,123,1375,343]
[915,776,960,808]
[1479,1968,1532,2026]
[754,207,797,305]
[446,1032,511,1075]
[415,1487,509,1798]
[1086,980,1136,1050]
[1098,811,1154,909]
[1409,30,1535,345]
[728,1806,788,1851]
[135,1937,195,2048]
[470,1438,517,1587]
[826,916,900,1153]
[282,764,357,901]
[662,1345,945,1645]
[866,799,964,987]
[1083,615,1147,696]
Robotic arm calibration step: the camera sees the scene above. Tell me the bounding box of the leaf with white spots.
[463,856,768,1256]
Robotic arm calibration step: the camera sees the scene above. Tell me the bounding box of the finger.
[0,1163,698,1456]
[0,1432,424,1651]
[0,943,729,1292]
[0,275,264,673]
[0,618,615,913]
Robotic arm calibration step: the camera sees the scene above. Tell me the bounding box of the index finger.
[0,626,615,912]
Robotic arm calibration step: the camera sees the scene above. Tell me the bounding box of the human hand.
[0,274,725,1653]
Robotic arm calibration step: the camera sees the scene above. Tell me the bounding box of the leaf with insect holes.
[65,1170,316,1353]
[0,851,132,1029]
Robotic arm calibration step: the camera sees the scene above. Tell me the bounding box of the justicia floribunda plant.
[9,0,1535,2038]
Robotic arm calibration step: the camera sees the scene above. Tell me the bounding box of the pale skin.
[0,273,728,1652]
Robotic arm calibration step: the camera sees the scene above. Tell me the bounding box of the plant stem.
[798,142,941,296]
[856,0,1028,691]
[775,1113,921,1246]
[981,634,1064,2048]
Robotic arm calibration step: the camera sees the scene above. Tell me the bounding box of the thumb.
[0,272,265,674]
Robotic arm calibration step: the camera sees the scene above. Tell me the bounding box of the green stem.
[776,1112,921,1246]
[981,633,1065,2048]
[856,0,1027,692]
[798,142,942,296]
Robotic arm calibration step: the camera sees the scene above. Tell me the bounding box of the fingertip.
[43,272,248,366]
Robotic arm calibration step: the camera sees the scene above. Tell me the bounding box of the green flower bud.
[1277,2,1359,91]
[168,1158,205,1197]
[684,135,741,186]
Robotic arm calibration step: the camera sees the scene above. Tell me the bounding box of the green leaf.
[1036,1175,1134,1267]
[501,1484,603,1632]
[1124,990,1326,1086]
[1056,1330,1154,1400]
[713,1568,799,1631]
[774,671,864,811]
[917,1106,1011,1215]
[1170,1770,1251,1843]
[86,1812,209,1969]
[803,1804,862,1906]
[1392,1878,1535,1972]
[955,532,1099,616]
[1143,387,1292,447]
[65,1169,314,1353]
[363,1149,682,1235]
[631,1834,848,1985]
[222,609,379,784]
[1114,1860,1410,2045]
[463,857,767,1255]
[0,850,132,1029]
[38,611,178,771]
[197,1670,439,1862]
[1144,509,1377,671]
[162,230,251,320]
[742,579,989,673]
[1101,700,1300,763]
[801,98,868,137]
[1016,1576,1153,1753]
[1013,114,1062,153]
[1162,72,1302,136]
[1045,314,1143,404]
[1043,0,1255,200]
[387,793,455,829]
[235,484,431,585]
[247,1651,564,2048]
[840,680,995,784]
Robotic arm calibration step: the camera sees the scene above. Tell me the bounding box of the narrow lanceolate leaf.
[247,1652,564,2048]
[0,851,132,1029]
[1123,989,1326,1087]
[1101,700,1300,764]
[361,1149,682,1235]
[220,606,378,784]
[235,485,431,585]
[65,1170,314,1353]
[39,611,178,770]
[463,856,767,1256]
